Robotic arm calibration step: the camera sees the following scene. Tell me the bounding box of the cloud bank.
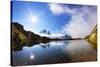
[48,3,97,38]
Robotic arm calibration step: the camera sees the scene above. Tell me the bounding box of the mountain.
[85,25,97,49]
[12,22,52,51]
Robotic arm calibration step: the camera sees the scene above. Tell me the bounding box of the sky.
[11,1,97,38]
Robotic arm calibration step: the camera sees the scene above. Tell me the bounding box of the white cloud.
[39,32,64,38]
[48,3,65,15]
[62,6,97,38]
[62,15,92,38]
[50,33,64,37]
[48,3,97,38]
[48,3,77,15]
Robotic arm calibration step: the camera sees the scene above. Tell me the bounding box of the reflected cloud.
[63,40,97,62]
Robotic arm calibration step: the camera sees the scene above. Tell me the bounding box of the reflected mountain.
[39,44,51,49]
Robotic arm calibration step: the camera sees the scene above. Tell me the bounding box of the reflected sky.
[12,40,97,66]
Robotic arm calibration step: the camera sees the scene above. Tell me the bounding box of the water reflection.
[12,40,97,66]
[39,44,50,49]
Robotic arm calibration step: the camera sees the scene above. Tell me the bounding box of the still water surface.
[12,40,97,66]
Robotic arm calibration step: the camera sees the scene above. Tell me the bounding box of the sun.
[30,54,35,60]
[31,16,38,23]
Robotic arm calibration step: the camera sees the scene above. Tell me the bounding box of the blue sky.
[11,1,97,38]
[12,1,71,35]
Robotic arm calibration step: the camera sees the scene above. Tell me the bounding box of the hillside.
[85,25,97,49]
[12,22,51,51]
